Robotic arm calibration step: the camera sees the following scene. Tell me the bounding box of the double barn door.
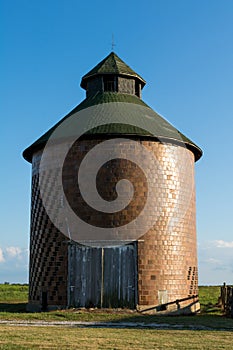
[68,243,137,309]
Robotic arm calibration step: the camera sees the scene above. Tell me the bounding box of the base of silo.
[26,303,67,312]
[26,303,200,316]
[137,301,200,315]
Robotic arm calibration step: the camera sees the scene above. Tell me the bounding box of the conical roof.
[23,92,202,162]
[81,52,146,89]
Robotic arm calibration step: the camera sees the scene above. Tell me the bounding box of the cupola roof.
[81,52,146,90]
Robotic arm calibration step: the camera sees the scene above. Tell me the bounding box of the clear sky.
[1,0,233,285]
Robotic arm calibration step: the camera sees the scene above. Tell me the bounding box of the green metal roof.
[81,52,146,89]
[23,92,202,163]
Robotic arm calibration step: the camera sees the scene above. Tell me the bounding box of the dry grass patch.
[0,326,233,349]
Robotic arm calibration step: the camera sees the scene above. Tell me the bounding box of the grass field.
[0,284,233,349]
[0,327,233,350]
[0,284,28,303]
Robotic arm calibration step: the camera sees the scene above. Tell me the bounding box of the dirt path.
[0,319,214,330]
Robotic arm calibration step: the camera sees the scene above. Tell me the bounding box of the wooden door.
[68,243,137,309]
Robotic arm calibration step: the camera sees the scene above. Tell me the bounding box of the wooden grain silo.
[23,52,202,313]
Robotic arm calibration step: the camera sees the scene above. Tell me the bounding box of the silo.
[23,52,202,313]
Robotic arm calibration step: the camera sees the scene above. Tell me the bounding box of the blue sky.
[1,0,233,285]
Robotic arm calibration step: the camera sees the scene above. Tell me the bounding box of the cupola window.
[103,75,118,92]
[135,81,141,98]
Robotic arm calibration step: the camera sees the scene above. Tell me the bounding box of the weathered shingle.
[23,92,202,162]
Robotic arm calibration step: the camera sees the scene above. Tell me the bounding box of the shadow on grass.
[200,302,221,314]
[0,303,27,313]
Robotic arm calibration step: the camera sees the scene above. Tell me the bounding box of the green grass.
[0,284,28,303]
[0,284,233,349]
[0,284,223,316]
[0,327,233,349]
[198,285,221,314]
[0,284,28,313]
[0,284,232,331]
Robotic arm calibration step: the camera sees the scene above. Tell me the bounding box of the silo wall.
[137,140,199,313]
[28,137,199,313]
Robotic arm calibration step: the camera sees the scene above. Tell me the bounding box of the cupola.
[81,52,146,98]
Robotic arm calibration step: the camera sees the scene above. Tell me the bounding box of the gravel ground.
[0,320,215,330]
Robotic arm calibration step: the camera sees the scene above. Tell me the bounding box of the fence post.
[230,287,233,318]
[220,282,226,311]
